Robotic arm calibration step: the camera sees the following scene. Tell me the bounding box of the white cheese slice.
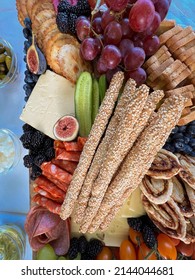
[20,70,75,139]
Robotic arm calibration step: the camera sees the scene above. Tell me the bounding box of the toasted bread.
[147,51,172,75]
[169,31,195,53]
[148,57,174,82]
[143,45,169,69]
[156,19,176,36]
[159,25,183,45]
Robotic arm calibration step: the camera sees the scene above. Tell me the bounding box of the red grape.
[132,32,145,48]
[129,0,155,32]
[124,47,145,70]
[143,35,160,56]
[97,57,108,74]
[150,0,158,3]
[94,37,103,54]
[154,0,169,21]
[121,18,134,39]
[101,45,122,69]
[104,21,122,45]
[92,17,103,34]
[76,18,91,41]
[128,0,137,3]
[101,9,115,30]
[119,38,134,59]
[125,67,147,86]
[80,38,99,60]
[145,11,161,36]
[105,0,129,12]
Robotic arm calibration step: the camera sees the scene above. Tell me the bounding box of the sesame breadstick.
[60,71,124,220]
[88,93,187,233]
[73,79,137,224]
[79,84,150,233]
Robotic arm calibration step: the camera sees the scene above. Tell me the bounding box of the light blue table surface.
[0,0,194,260]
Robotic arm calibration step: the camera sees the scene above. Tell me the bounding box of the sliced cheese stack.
[20,70,75,140]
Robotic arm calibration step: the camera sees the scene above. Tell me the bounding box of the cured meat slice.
[54,140,65,149]
[55,147,65,157]
[41,162,72,185]
[32,194,62,214]
[25,205,70,255]
[56,150,81,162]
[51,159,77,175]
[42,170,68,192]
[63,141,83,152]
[77,136,87,148]
[34,175,66,199]
[34,186,64,203]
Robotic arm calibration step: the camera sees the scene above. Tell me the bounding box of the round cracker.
[16,0,25,26]
[32,9,56,34]
[26,0,36,20]
[36,17,56,50]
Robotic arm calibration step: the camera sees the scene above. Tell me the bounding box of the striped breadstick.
[88,93,187,233]
[73,79,137,224]
[60,71,124,220]
[79,84,150,233]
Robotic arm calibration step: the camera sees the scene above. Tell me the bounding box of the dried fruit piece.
[26,34,47,75]
[53,115,79,141]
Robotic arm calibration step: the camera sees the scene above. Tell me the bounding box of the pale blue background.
[0,0,194,260]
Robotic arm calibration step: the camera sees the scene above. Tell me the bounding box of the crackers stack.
[16,0,91,84]
[144,22,195,126]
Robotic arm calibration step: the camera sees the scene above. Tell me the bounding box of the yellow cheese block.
[20,70,75,139]
[118,186,146,218]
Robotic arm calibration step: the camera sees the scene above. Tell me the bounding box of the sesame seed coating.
[60,71,124,220]
[73,79,137,224]
[90,93,187,232]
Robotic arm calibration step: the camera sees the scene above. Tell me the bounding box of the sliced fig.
[53,115,79,141]
[27,34,47,75]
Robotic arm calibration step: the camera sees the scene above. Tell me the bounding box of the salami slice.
[56,150,81,162]
[41,162,72,185]
[32,194,62,215]
[54,140,64,149]
[42,171,69,192]
[55,147,65,157]
[33,186,65,203]
[51,159,78,175]
[24,205,70,255]
[63,141,83,152]
[34,175,66,199]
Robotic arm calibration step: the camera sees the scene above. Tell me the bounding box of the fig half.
[53,115,79,141]
[27,34,47,75]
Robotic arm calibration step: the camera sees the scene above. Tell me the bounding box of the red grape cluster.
[77,0,172,85]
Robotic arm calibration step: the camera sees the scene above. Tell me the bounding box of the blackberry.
[43,137,54,150]
[68,237,79,259]
[31,130,45,149]
[23,154,34,168]
[81,253,92,260]
[78,235,88,254]
[22,123,35,133]
[56,12,69,33]
[34,154,47,166]
[68,13,78,35]
[45,147,55,160]
[127,217,143,232]
[57,0,72,12]
[142,224,157,249]
[87,239,103,259]
[30,164,42,180]
[20,131,34,149]
[72,0,91,16]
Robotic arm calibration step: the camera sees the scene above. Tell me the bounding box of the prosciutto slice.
[25,205,70,255]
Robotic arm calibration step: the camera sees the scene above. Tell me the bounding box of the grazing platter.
[16,0,195,260]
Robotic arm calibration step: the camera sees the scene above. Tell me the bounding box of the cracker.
[169,31,195,53]
[165,67,191,90]
[147,51,172,75]
[26,0,36,20]
[166,26,193,49]
[147,57,174,82]
[143,45,168,69]
[156,19,176,36]
[159,25,183,45]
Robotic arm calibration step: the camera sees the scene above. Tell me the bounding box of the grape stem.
[91,0,102,18]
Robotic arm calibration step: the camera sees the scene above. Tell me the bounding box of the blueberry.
[183,144,193,155]
[171,133,184,140]
[186,125,195,136]
[171,126,179,134]
[23,83,33,96]
[23,40,31,53]
[23,17,32,30]
[24,74,35,85]
[24,96,29,102]
[163,143,175,153]
[23,27,32,39]
[189,150,195,157]
[189,138,195,147]
[174,140,186,152]
[183,136,190,144]
[31,74,39,83]
[177,125,186,133]
[23,55,27,62]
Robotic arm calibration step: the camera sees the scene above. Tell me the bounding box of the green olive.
[5,56,11,70]
[0,63,6,72]
[5,46,11,57]
[0,54,6,63]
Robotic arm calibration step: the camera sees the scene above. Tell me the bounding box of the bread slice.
[166,26,193,49]
[148,57,174,82]
[156,19,176,36]
[143,45,169,69]
[159,25,183,45]
[169,31,195,53]
[147,51,172,75]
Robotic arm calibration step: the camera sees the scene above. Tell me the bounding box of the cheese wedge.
[20,70,75,139]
